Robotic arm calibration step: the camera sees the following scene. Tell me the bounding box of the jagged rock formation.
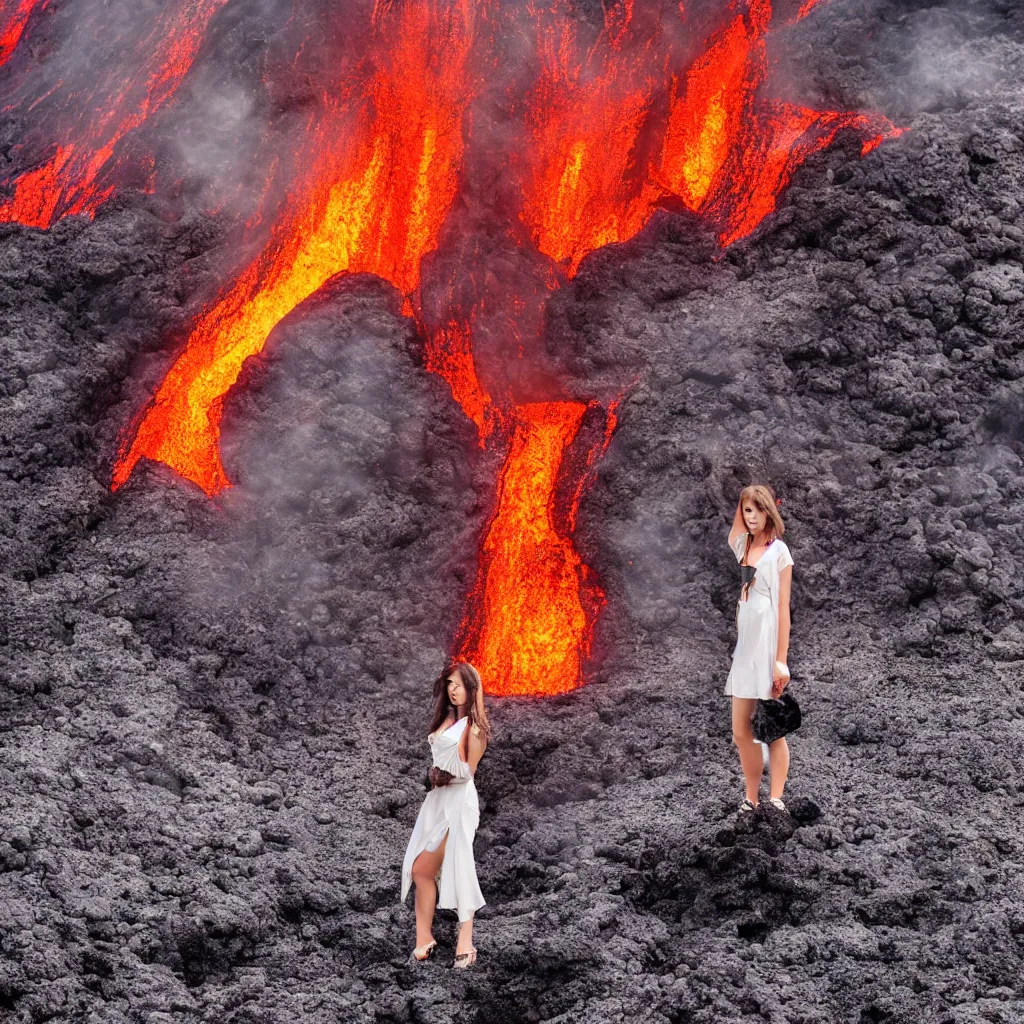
[2,1,1023,1022]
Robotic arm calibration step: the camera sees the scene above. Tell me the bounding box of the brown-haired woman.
[401,663,490,968]
[726,485,794,813]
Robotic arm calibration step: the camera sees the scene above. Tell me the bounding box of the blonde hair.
[739,484,785,541]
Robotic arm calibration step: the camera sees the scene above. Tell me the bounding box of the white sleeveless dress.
[400,717,485,923]
[724,534,794,700]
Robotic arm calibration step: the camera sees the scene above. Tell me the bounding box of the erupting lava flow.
[2,0,900,696]
[113,0,478,495]
[0,0,228,227]
[0,0,48,69]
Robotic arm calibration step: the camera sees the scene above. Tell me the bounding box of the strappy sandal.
[767,797,787,812]
[738,798,758,814]
[412,940,437,961]
[453,947,477,969]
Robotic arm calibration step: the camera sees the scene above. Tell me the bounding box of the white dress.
[400,717,484,923]
[724,534,794,700]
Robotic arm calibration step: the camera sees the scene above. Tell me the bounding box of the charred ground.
[2,1,1024,1022]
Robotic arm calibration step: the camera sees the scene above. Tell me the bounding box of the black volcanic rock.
[216,270,489,690]
[2,1,1024,1023]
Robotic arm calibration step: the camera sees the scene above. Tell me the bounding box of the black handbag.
[752,691,801,744]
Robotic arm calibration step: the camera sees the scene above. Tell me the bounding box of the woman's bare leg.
[768,737,790,800]
[411,835,447,949]
[731,697,763,804]
[456,915,474,955]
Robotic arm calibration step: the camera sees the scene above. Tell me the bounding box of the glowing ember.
[98,0,901,696]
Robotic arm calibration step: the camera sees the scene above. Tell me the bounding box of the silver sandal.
[738,798,758,814]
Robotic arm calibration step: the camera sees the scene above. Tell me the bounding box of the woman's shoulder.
[773,539,794,565]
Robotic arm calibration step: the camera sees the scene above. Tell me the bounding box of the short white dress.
[400,717,484,923]
[724,534,794,700]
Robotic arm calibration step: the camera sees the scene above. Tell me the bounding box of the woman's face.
[447,673,468,708]
[743,501,767,535]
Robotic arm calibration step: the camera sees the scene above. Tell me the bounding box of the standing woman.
[401,663,490,967]
[725,485,794,813]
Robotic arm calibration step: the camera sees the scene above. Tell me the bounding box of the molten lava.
[423,319,496,443]
[518,11,655,274]
[0,0,228,227]
[114,0,477,494]
[98,0,903,695]
[458,402,596,697]
[656,3,769,213]
[0,0,47,69]
[794,0,826,22]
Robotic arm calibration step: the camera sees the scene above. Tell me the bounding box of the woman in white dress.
[401,662,489,968]
[725,485,794,813]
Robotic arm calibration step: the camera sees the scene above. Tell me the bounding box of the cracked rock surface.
[2,1,1024,1022]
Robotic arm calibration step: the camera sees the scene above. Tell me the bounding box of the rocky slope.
[2,1,1023,1022]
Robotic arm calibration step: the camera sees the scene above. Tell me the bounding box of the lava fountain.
[4,0,901,696]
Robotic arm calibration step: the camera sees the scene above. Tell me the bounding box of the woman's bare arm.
[460,726,487,775]
[773,565,793,693]
[728,498,746,547]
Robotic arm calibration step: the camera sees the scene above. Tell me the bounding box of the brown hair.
[429,662,491,742]
[739,484,785,542]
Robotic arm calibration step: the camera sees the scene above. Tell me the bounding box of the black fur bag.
[752,691,801,745]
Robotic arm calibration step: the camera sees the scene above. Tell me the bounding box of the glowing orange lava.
[518,10,656,274]
[794,0,826,22]
[0,0,228,227]
[423,318,496,443]
[457,402,599,697]
[519,0,900,262]
[0,0,47,69]
[456,399,618,696]
[96,0,903,696]
[654,0,900,243]
[114,0,477,494]
[655,3,768,212]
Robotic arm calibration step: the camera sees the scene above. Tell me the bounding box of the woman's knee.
[732,720,754,746]
[411,858,435,887]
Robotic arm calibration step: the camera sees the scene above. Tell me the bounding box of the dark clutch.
[752,691,801,744]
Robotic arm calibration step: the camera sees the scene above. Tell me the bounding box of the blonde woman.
[401,663,489,968]
[726,485,794,813]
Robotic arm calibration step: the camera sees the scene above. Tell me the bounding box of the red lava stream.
[1,0,901,696]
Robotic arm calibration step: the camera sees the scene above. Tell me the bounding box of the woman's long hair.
[739,484,785,542]
[429,662,491,741]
